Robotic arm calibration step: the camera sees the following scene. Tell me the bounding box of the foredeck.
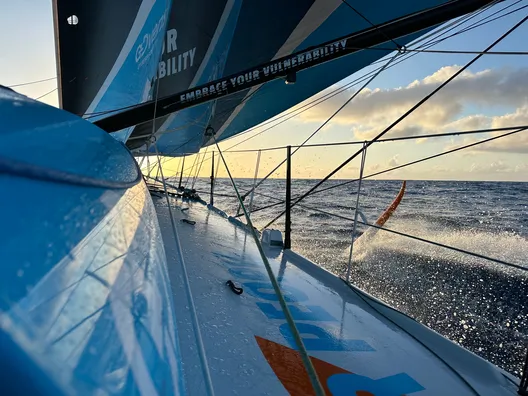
[153,195,518,396]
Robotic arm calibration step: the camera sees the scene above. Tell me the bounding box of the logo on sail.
[178,38,349,105]
[157,28,198,79]
[135,12,167,67]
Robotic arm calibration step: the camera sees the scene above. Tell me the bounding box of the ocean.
[175,177,528,376]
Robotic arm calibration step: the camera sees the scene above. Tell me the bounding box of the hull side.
[0,90,184,395]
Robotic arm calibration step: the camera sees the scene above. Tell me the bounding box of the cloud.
[388,155,399,167]
[448,106,528,154]
[299,66,528,151]
[469,160,527,174]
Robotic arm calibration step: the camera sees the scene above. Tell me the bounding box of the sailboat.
[1,0,526,394]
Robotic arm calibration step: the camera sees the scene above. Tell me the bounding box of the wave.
[349,217,528,271]
[307,212,332,219]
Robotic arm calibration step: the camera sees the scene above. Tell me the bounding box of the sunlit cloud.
[298,65,528,152]
[469,160,526,174]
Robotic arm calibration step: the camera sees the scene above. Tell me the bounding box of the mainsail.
[54,0,495,156]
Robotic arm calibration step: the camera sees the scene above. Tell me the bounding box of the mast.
[95,0,495,134]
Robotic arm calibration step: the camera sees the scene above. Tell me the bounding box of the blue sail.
[135,0,448,155]
[55,0,452,156]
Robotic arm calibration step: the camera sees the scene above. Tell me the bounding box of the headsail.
[55,0,496,156]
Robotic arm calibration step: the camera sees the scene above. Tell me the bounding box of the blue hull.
[0,88,183,395]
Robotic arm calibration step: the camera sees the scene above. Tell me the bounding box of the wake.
[349,217,528,272]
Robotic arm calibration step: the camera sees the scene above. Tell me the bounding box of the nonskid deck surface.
[153,196,517,396]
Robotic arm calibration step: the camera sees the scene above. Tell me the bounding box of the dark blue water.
[179,178,528,375]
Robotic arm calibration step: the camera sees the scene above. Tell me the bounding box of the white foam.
[349,218,528,271]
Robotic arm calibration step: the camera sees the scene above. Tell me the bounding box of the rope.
[262,15,528,230]
[7,76,56,88]
[221,125,528,153]
[34,87,58,100]
[247,150,262,219]
[184,153,200,189]
[340,1,401,49]
[425,2,528,47]
[212,136,326,396]
[375,48,528,55]
[192,146,208,190]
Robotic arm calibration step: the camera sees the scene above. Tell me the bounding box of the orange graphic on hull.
[255,336,350,396]
[256,335,424,396]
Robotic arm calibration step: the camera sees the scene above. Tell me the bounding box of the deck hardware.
[226,280,243,295]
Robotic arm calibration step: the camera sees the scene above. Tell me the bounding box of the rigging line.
[365,47,528,55]
[261,14,528,231]
[34,87,58,100]
[212,136,326,396]
[184,153,200,189]
[295,201,527,272]
[346,142,367,283]
[424,2,528,47]
[410,0,497,48]
[239,52,401,201]
[140,86,265,175]
[221,125,528,153]
[192,146,209,189]
[340,0,401,49]
[411,0,504,49]
[252,127,528,214]
[307,127,528,196]
[7,76,56,88]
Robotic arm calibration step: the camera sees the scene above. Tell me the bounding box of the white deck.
[154,195,518,396]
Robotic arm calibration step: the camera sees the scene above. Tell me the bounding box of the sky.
[2,0,528,181]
